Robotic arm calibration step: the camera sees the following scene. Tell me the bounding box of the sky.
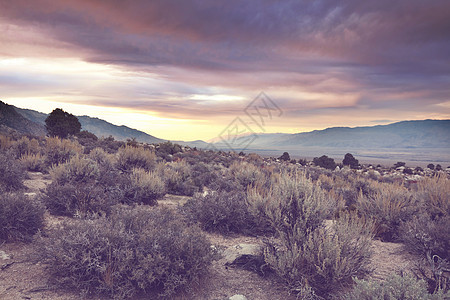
[1,0,449,141]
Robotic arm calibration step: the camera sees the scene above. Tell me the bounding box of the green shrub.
[0,192,44,242]
[123,168,166,205]
[313,155,336,170]
[38,206,213,299]
[116,145,156,172]
[0,151,25,192]
[45,108,81,138]
[182,190,271,235]
[343,273,449,300]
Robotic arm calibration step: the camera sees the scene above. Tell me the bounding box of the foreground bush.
[343,273,449,300]
[415,175,449,219]
[263,212,374,298]
[38,206,213,299]
[0,151,25,192]
[356,181,418,241]
[182,190,271,235]
[248,172,372,298]
[0,192,44,242]
[42,181,114,217]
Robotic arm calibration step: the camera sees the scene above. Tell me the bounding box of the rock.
[0,250,11,260]
[229,295,248,300]
[222,243,260,264]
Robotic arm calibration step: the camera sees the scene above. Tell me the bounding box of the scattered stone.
[0,250,12,260]
[229,294,248,300]
[222,243,261,264]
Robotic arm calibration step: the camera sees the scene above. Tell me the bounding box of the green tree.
[343,153,359,169]
[279,152,290,161]
[45,108,81,138]
[313,155,336,170]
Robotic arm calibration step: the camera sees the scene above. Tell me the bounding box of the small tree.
[45,108,81,138]
[279,152,290,161]
[427,164,435,170]
[394,162,406,168]
[313,155,336,170]
[343,153,359,169]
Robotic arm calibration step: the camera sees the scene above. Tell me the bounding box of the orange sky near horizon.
[1,1,449,141]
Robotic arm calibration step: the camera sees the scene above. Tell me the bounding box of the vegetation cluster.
[0,114,449,299]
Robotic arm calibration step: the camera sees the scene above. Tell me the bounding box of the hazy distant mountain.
[0,101,46,136]
[4,101,449,156]
[221,120,450,150]
[13,106,164,144]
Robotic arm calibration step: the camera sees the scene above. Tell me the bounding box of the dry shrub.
[49,155,100,184]
[247,172,334,239]
[20,152,46,172]
[415,175,449,218]
[229,161,265,188]
[124,168,166,205]
[116,145,156,172]
[356,181,418,241]
[158,161,198,196]
[89,147,115,166]
[0,151,25,192]
[45,137,83,167]
[343,273,449,300]
[13,136,41,158]
[249,172,373,298]
[38,206,213,299]
[42,181,115,217]
[0,134,14,150]
[263,212,374,298]
[0,192,44,242]
[399,175,450,293]
[182,190,271,235]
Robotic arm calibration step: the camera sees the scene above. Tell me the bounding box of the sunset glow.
[1,0,449,141]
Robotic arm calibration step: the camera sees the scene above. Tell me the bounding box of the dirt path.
[369,240,417,281]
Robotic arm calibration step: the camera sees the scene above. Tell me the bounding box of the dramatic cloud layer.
[0,0,449,140]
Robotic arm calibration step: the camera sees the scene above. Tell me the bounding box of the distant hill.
[0,101,46,136]
[0,102,165,144]
[217,120,450,149]
[3,100,449,160]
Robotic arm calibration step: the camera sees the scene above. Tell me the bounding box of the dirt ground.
[0,172,420,300]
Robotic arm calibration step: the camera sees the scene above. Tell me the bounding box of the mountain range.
[218,119,450,149]
[1,100,449,164]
